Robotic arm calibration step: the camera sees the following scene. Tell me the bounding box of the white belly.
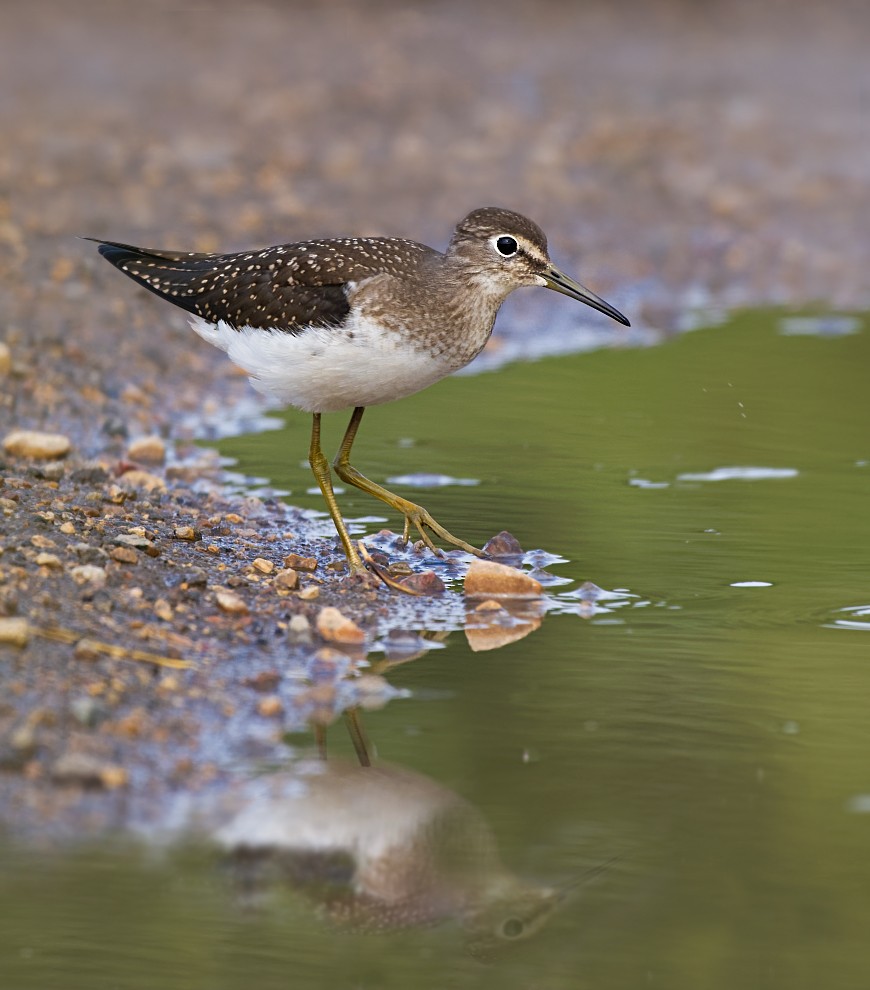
[189,314,457,413]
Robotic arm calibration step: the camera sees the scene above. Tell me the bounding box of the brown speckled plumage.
[91,235,438,333]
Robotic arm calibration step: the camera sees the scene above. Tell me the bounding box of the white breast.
[189,314,458,413]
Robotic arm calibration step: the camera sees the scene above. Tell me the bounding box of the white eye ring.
[493,235,519,257]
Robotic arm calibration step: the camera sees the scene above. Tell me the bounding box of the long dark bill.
[543,266,630,327]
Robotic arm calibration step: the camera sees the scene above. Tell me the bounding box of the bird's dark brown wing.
[88,236,436,333]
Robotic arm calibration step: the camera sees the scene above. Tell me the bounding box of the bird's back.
[90,236,439,333]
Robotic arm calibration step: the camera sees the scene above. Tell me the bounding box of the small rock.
[3,430,71,460]
[114,533,153,549]
[70,466,109,485]
[0,341,10,376]
[297,586,320,601]
[118,469,166,493]
[284,553,317,572]
[316,606,366,644]
[59,521,76,535]
[72,543,108,564]
[273,568,299,591]
[153,598,173,621]
[386,560,412,576]
[69,564,107,588]
[30,461,65,481]
[181,567,207,588]
[464,559,543,599]
[110,546,138,564]
[173,525,200,541]
[482,530,525,558]
[216,589,248,614]
[127,435,166,464]
[0,617,30,647]
[399,570,446,595]
[288,614,310,634]
[35,552,62,569]
[252,557,274,575]
[257,696,284,718]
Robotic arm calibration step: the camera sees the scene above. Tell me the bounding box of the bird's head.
[448,206,630,326]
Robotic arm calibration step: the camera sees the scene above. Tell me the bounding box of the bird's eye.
[495,236,518,257]
[501,918,525,939]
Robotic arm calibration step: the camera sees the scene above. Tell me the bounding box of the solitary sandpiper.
[89,207,629,573]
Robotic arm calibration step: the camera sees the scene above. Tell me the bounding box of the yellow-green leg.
[332,407,484,557]
[308,412,365,573]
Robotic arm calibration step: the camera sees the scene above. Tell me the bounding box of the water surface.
[3,310,870,989]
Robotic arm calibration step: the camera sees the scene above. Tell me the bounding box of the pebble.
[118,470,166,493]
[482,530,524,558]
[173,525,200,541]
[0,617,31,647]
[153,598,173,621]
[297,586,319,601]
[399,570,445,595]
[284,553,318,572]
[35,552,62,569]
[115,534,152,549]
[257,696,284,718]
[316,606,366,644]
[127,435,166,464]
[216,589,248,614]
[272,567,299,591]
[69,564,107,588]
[110,546,138,564]
[251,557,274,575]
[288,614,310,634]
[2,429,71,460]
[464,559,543,599]
[0,341,10,375]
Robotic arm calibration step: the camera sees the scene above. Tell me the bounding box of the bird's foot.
[394,501,485,558]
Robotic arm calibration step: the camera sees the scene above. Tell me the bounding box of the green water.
[3,310,870,989]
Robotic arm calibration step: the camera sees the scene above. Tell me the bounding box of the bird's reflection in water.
[205,713,614,958]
